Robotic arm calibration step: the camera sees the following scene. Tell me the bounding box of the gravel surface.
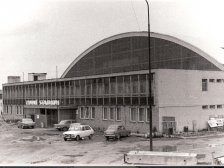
[1,120,224,166]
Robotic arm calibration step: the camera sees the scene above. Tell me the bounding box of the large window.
[130,107,137,121]
[91,107,95,119]
[80,107,85,119]
[110,77,116,94]
[109,107,115,120]
[103,107,108,120]
[85,107,90,119]
[132,75,138,94]
[116,107,121,121]
[140,75,146,93]
[146,107,150,122]
[202,79,208,91]
[117,76,123,95]
[124,76,131,94]
[138,108,145,122]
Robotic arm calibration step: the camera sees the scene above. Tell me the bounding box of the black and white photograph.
[1,0,224,166]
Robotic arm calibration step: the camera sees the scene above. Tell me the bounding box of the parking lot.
[1,121,224,165]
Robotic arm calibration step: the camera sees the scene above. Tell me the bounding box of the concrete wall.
[157,69,224,132]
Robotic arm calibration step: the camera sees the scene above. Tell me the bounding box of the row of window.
[202,105,223,110]
[79,107,150,123]
[4,105,23,115]
[209,79,224,83]
[4,74,152,99]
[202,78,224,91]
[4,96,154,106]
[80,107,95,119]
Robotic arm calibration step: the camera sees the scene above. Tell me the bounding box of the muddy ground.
[0,120,224,166]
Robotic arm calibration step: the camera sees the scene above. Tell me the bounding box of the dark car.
[18,118,35,129]
[54,120,76,131]
[104,125,131,140]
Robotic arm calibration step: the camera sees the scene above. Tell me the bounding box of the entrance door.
[162,116,176,134]
[30,115,35,122]
[46,109,58,127]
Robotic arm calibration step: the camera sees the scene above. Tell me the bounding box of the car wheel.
[64,138,67,141]
[127,132,131,137]
[31,126,34,129]
[62,127,68,131]
[76,135,80,141]
[88,134,93,140]
[105,137,109,141]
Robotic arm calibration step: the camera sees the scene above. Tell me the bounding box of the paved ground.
[0,121,224,166]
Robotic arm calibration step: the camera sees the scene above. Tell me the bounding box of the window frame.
[116,107,121,121]
[91,107,95,119]
[130,107,137,122]
[202,79,208,91]
[103,107,108,120]
[138,107,145,122]
[80,107,85,119]
[109,107,115,120]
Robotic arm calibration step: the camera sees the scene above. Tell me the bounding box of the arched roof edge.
[61,31,224,78]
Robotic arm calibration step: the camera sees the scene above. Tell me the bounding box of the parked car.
[63,124,94,141]
[18,118,35,129]
[54,120,76,131]
[104,125,131,140]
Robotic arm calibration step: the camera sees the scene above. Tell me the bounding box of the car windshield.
[107,125,118,130]
[59,120,69,124]
[22,119,33,123]
[69,126,82,131]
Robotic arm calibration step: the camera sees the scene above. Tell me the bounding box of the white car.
[63,125,94,141]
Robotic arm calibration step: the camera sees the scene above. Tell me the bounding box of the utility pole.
[56,66,59,123]
[22,72,25,118]
[145,0,153,151]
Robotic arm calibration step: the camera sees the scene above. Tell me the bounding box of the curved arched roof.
[62,31,224,78]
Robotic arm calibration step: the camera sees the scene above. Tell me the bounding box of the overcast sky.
[1,0,224,89]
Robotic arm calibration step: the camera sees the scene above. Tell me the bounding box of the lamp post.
[145,0,153,151]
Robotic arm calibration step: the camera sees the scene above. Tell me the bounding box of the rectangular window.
[80,107,85,119]
[217,105,222,109]
[116,107,121,121]
[202,79,208,91]
[146,108,150,122]
[132,75,138,94]
[110,77,116,94]
[209,79,214,83]
[117,76,123,95]
[217,79,222,83]
[210,105,215,109]
[130,107,137,121]
[103,107,108,120]
[202,105,208,109]
[109,107,114,120]
[138,108,145,122]
[85,107,90,119]
[91,107,95,119]
[140,74,146,93]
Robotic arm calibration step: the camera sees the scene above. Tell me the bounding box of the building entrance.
[46,109,58,127]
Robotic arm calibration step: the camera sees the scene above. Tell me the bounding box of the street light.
[145,0,153,151]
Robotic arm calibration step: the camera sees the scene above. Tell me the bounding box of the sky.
[1,0,224,89]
